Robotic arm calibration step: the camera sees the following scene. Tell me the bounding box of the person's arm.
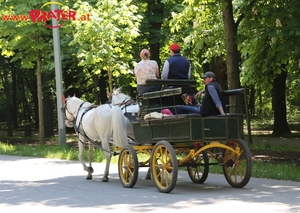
[161,60,169,79]
[187,64,191,79]
[207,85,225,114]
[134,65,139,79]
[194,90,204,99]
[155,62,160,79]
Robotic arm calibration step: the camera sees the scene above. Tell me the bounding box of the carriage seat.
[143,112,243,121]
[222,88,244,96]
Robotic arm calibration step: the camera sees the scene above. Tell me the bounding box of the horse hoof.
[87,167,94,173]
[86,173,92,180]
[102,177,109,182]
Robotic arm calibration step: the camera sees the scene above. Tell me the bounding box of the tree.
[0,55,13,136]
[0,1,60,143]
[222,0,242,111]
[70,0,142,101]
[240,0,300,135]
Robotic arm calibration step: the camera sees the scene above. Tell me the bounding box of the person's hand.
[194,90,204,99]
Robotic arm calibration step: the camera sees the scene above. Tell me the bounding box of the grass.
[0,139,299,182]
[209,160,300,182]
[0,122,299,183]
[0,142,108,162]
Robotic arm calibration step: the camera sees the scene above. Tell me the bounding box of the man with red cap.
[162,43,191,79]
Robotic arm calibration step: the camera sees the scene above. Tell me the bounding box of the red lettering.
[38,11,49,22]
[19,15,29,21]
[47,10,57,20]
[87,14,91,21]
[29,9,41,22]
[11,15,20,21]
[54,10,63,20]
[28,8,80,26]
[61,11,68,20]
[68,10,76,21]
[2,15,11,21]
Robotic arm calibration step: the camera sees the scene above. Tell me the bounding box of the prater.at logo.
[30,2,90,28]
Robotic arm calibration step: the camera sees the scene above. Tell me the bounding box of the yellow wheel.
[187,150,209,183]
[150,140,178,193]
[118,145,138,188]
[222,139,252,188]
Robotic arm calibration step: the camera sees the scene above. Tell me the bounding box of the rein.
[74,103,118,155]
[114,98,136,111]
[114,98,130,106]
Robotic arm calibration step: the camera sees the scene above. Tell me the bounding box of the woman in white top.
[134,49,160,95]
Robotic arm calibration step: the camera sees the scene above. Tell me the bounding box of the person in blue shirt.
[174,71,225,117]
[162,43,191,79]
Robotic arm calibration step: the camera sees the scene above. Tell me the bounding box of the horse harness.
[114,98,136,112]
[63,100,117,155]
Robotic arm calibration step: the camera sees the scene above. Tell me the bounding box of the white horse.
[62,95,128,182]
[111,88,139,112]
[111,88,140,141]
[111,88,154,179]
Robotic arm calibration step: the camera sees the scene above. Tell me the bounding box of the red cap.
[170,43,180,51]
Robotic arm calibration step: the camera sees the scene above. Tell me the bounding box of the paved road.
[0,155,299,213]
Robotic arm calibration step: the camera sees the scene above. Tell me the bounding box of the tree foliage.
[1,0,300,137]
[69,0,142,93]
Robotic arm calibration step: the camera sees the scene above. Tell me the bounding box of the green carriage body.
[132,115,243,144]
[131,79,244,144]
[118,79,251,193]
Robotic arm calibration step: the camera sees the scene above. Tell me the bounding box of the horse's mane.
[112,87,132,105]
[68,96,84,104]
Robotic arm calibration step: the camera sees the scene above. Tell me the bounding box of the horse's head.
[111,87,131,106]
[61,95,84,128]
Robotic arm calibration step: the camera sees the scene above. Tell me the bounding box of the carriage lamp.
[194,141,201,148]
[228,140,235,147]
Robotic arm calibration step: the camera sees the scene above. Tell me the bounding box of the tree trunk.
[21,77,32,123]
[249,85,255,116]
[222,0,242,112]
[11,68,18,130]
[37,56,45,145]
[272,70,290,136]
[0,56,13,136]
[244,86,252,144]
[99,69,109,104]
[30,77,39,130]
[146,0,163,69]
[93,74,100,104]
[42,73,54,138]
[209,56,227,90]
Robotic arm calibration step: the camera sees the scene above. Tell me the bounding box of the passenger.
[162,43,191,80]
[174,71,225,117]
[161,43,195,105]
[134,49,161,96]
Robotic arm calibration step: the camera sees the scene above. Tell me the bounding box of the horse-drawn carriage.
[62,79,252,193]
[114,79,252,193]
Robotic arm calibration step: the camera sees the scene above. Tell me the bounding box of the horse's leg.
[86,143,94,180]
[145,150,152,179]
[145,168,151,180]
[101,139,111,182]
[78,136,93,180]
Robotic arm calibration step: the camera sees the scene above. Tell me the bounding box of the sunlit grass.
[249,142,300,152]
[207,159,300,182]
[0,142,299,182]
[251,161,300,181]
[0,142,105,162]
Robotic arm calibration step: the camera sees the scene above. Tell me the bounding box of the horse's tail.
[111,106,128,147]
